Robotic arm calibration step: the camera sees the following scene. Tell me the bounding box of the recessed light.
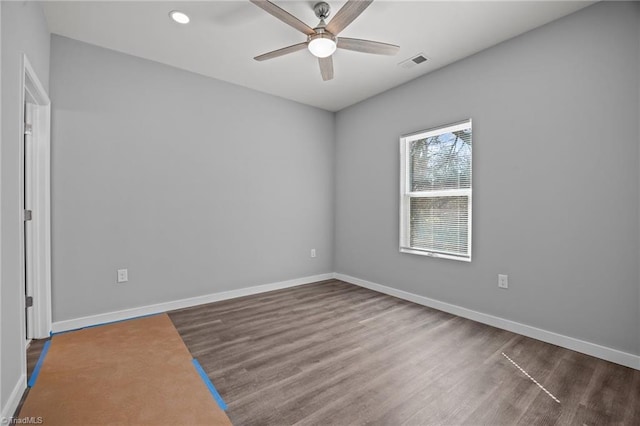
[169,10,190,24]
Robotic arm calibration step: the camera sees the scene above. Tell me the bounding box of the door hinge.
[24,209,33,221]
[26,296,33,308]
[24,124,33,136]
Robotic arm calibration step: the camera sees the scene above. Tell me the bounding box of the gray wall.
[334,1,640,355]
[0,0,50,412]
[50,36,335,322]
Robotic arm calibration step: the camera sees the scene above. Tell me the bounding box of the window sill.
[400,247,471,263]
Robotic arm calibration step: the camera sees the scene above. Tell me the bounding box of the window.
[400,119,472,261]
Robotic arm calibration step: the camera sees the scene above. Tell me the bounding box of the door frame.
[19,54,51,344]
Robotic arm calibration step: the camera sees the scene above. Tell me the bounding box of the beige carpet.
[20,314,232,425]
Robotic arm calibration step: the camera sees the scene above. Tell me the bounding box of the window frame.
[399,119,472,262]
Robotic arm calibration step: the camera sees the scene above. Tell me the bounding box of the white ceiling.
[42,1,595,111]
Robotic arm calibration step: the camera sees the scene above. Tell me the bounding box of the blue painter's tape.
[192,358,227,411]
[49,329,73,337]
[28,340,51,388]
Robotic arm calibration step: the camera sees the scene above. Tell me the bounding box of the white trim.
[52,273,335,333]
[335,273,640,370]
[399,247,471,262]
[407,189,470,198]
[402,119,472,141]
[19,55,52,340]
[24,102,35,338]
[49,271,640,370]
[0,374,26,422]
[399,140,408,248]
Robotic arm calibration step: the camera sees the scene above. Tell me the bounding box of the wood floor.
[168,280,640,425]
[15,337,50,418]
[27,337,49,379]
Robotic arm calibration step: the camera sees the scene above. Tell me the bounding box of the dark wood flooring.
[15,337,50,417]
[26,338,49,379]
[168,279,640,426]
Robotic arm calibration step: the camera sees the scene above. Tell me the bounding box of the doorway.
[24,99,35,340]
[19,54,51,373]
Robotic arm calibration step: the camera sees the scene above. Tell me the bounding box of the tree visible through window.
[400,120,472,261]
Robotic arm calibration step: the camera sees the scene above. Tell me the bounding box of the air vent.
[399,53,429,69]
[412,55,427,64]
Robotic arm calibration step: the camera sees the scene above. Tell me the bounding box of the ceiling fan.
[250,0,400,81]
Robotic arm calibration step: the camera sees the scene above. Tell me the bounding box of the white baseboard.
[1,374,26,422]
[52,273,334,333]
[335,273,640,370]
[50,271,639,370]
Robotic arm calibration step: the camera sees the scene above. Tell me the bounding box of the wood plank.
[168,280,640,425]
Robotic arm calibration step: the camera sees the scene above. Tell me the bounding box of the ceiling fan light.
[308,35,337,58]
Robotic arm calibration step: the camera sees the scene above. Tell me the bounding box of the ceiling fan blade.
[250,0,315,36]
[337,37,400,55]
[254,42,308,61]
[318,56,334,81]
[325,0,373,36]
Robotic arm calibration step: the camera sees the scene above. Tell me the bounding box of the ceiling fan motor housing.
[308,27,335,42]
[314,2,331,20]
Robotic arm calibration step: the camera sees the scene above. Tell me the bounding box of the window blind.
[400,120,472,261]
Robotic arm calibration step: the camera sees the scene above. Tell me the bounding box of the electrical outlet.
[310,249,316,258]
[117,269,128,283]
[498,274,508,289]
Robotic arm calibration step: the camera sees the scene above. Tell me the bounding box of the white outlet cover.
[117,269,128,283]
[498,274,508,289]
